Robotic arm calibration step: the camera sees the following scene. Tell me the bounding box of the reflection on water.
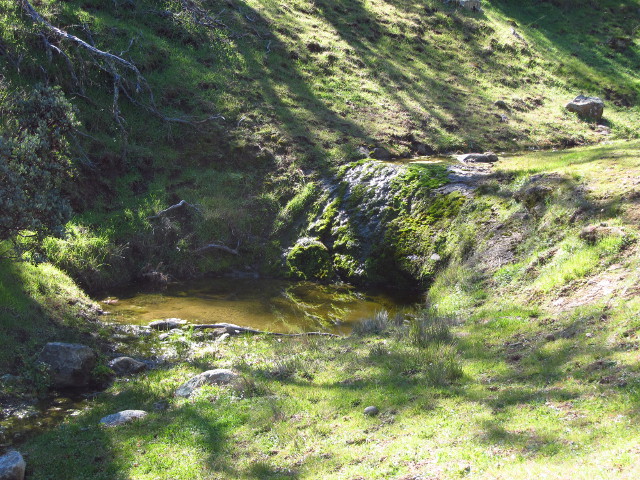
[102,278,421,333]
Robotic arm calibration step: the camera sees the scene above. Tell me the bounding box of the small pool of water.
[100,278,421,334]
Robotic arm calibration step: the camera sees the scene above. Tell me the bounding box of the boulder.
[371,147,391,161]
[565,95,604,120]
[149,318,187,331]
[100,410,148,427]
[514,185,552,210]
[108,357,147,376]
[175,369,240,398]
[38,343,96,388]
[364,406,379,416]
[0,450,25,480]
[458,0,482,11]
[457,152,499,163]
[579,224,626,244]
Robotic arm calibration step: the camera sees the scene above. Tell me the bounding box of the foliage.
[0,84,78,242]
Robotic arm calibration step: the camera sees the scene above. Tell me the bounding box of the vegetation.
[1,0,640,478]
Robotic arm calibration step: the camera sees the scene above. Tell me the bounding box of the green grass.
[1,0,639,286]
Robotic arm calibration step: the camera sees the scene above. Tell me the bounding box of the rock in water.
[457,152,499,163]
[565,95,604,120]
[364,406,379,416]
[0,451,25,480]
[149,318,187,331]
[109,357,147,376]
[175,369,239,398]
[100,410,148,427]
[38,343,96,388]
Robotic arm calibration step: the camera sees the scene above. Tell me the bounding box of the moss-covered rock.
[286,237,334,280]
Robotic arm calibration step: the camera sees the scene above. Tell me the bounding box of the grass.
[2,140,640,478]
[1,0,640,286]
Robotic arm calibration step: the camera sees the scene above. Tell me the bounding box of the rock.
[0,450,25,480]
[364,406,379,416]
[149,318,187,331]
[430,253,442,261]
[38,342,96,388]
[175,369,240,398]
[286,237,334,280]
[457,152,499,163]
[414,143,435,156]
[215,333,230,344]
[356,146,370,158]
[579,224,626,244]
[454,0,482,11]
[108,357,147,376]
[565,95,604,121]
[371,147,391,161]
[100,410,148,427]
[494,99,510,111]
[158,328,185,341]
[514,185,553,210]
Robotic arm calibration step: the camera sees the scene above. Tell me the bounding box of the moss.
[286,237,334,280]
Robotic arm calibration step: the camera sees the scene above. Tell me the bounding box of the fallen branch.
[196,242,239,255]
[189,322,340,337]
[148,200,200,220]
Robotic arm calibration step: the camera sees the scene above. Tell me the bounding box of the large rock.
[458,0,482,11]
[38,343,96,388]
[175,369,239,398]
[579,224,626,244]
[108,357,147,376]
[0,450,25,480]
[457,152,499,163]
[100,410,148,427]
[149,318,187,331]
[565,95,604,120]
[371,147,391,161]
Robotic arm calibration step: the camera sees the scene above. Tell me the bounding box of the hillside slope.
[1,0,639,286]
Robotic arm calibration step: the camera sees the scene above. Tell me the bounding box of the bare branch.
[196,242,239,255]
[189,322,340,337]
[148,200,201,220]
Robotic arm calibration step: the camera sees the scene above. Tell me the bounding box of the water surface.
[102,278,420,334]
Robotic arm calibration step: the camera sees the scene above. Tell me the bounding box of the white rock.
[0,450,25,480]
[175,369,239,398]
[100,410,148,427]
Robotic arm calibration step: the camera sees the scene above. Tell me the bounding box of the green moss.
[286,237,334,280]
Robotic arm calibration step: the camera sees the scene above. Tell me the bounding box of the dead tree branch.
[196,242,239,255]
[189,322,340,337]
[148,200,201,220]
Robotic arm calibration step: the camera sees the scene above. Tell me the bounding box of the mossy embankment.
[1,0,639,288]
[3,141,640,478]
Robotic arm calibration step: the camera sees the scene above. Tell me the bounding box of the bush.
[0,84,78,242]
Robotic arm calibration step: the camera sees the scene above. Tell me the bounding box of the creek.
[100,277,421,334]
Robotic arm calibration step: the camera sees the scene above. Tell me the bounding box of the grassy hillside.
[14,140,640,479]
[1,0,639,287]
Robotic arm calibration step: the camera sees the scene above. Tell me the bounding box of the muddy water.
[101,278,421,334]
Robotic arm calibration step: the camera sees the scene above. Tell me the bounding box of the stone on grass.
[364,406,379,416]
[457,152,499,163]
[38,342,96,388]
[579,224,626,244]
[149,318,187,331]
[565,95,604,120]
[109,357,147,376]
[100,410,148,427]
[458,0,482,11]
[175,369,240,398]
[0,450,25,480]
